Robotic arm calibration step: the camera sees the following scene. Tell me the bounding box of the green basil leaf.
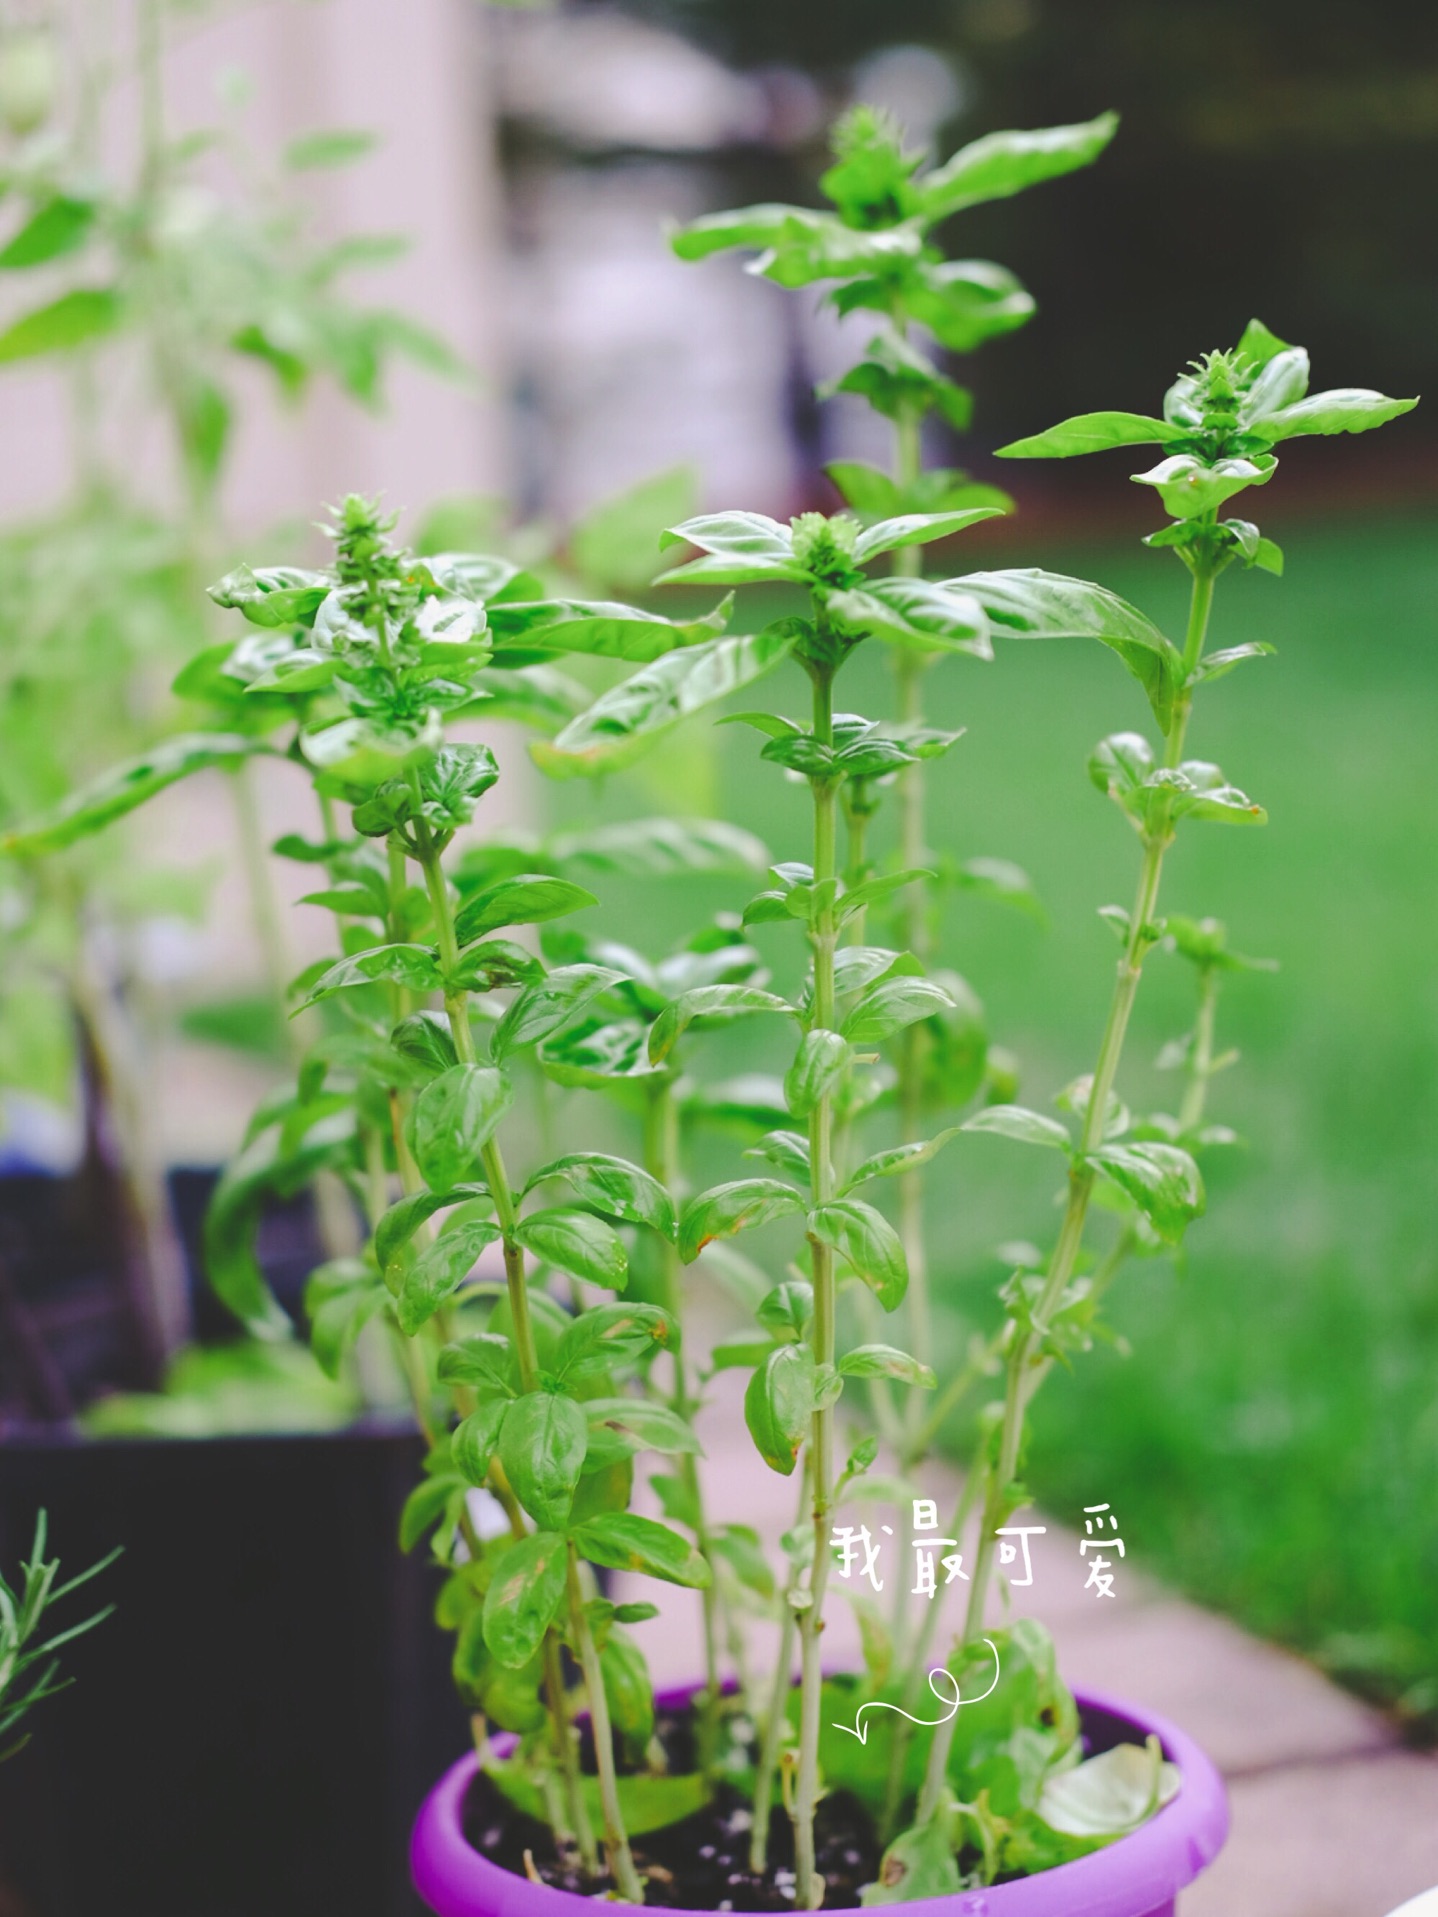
[570,1513,711,1588]
[785,1029,849,1120]
[838,868,932,924]
[916,111,1118,221]
[853,508,1003,564]
[447,940,544,995]
[1164,761,1268,827]
[678,1179,805,1264]
[514,1208,629,1291]
[958,568,1183,731]
[390,1011,458,1077]
[526,1153,675,1241]
[298,887,383,918]
[205,1111,353,1338]
[451,1399,509,1487]
[756,1280,813,1342]
[492,964,625,1062]
[841,1128,962,1195]
[841,976,954,1046]
[296,943,441,1014]
[657,511,806,586]
[0,285,122,362]
[599,1629,656,1763]
[1234,317,1292,368]
[304,1264,390,1379]
[569,464,699,593]
[708,1339,779,1375]
[1132,452,1276,521]
[410,1066,512,1190]
[1252,388,1417,442]
[396,1220,501,1334]
[486,595,728,663]
[208,563,331,629]
[300,710,444,780]
[808,1200,908,1311]
[865,1812,963,1905]
[408,742,500,830]
[952,856,1045,922]
[758,218,924,291]
[453,876,596,950]
[499,1391,589,1531]
[534,626,800,780]
[827,578,992,658]
[743,1130,811,1181]
[823,332,973,431]
[825,461,902,517]
[1236,346,1310,425]
[4,733,259,856]
[0,195,97,269]
[707,1525,777,1602]
[284,127,378,169]
[583,1398,703,1468]
[838,1344,936,1387]
[648,983,794,1065]
[399,1475,460,1555]
[551,816,769,880]
[893,257,1035,353]
[670,202,816,261]
[963,1104,1072,1151]
[553,1303,676,1378]
[1087,1142,1205,1244]
[744,1343,815,1476]
[438,1332,517,1395]
[1036,1737,1180,1839]
[996,411,1183,459]
[375,1183,490,1270]
[481,1531,568,1669]
[567,1458,636,1528]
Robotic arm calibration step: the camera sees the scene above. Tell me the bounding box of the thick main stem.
[411,816,633,1892]
[750,1458,811,1875]
[568,1549,645,1902]
[915,556,1219,1824]
[794,663,839,1910]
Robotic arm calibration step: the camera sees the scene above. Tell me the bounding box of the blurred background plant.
[0,0,470,1412]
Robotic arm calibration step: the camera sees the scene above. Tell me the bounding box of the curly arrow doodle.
[831,1639,1001,1745]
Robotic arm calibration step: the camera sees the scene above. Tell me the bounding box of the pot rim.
[411,1683,1228,1917]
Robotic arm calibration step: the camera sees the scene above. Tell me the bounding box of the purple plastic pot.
[411,1684,1228,1917]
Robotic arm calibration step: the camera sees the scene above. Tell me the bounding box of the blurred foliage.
[0,1,464,1128]
[80,1340,361,1437]
[609,0,1436,447]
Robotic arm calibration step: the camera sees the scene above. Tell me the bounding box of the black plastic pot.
[0,1165,326,1423]
[0,1425,467,1917]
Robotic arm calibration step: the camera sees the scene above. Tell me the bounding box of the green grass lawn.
[541,509,1438,1724]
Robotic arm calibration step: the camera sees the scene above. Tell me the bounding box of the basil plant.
[672,103,1118,1494]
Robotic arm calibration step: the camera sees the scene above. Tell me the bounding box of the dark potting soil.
[462,1706,883,1909]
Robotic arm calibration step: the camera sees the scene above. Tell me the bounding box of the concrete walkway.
[618,1369,1438,1917]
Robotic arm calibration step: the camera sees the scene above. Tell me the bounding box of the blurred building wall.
[0,0,510,535]
[0,0,521,1162]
